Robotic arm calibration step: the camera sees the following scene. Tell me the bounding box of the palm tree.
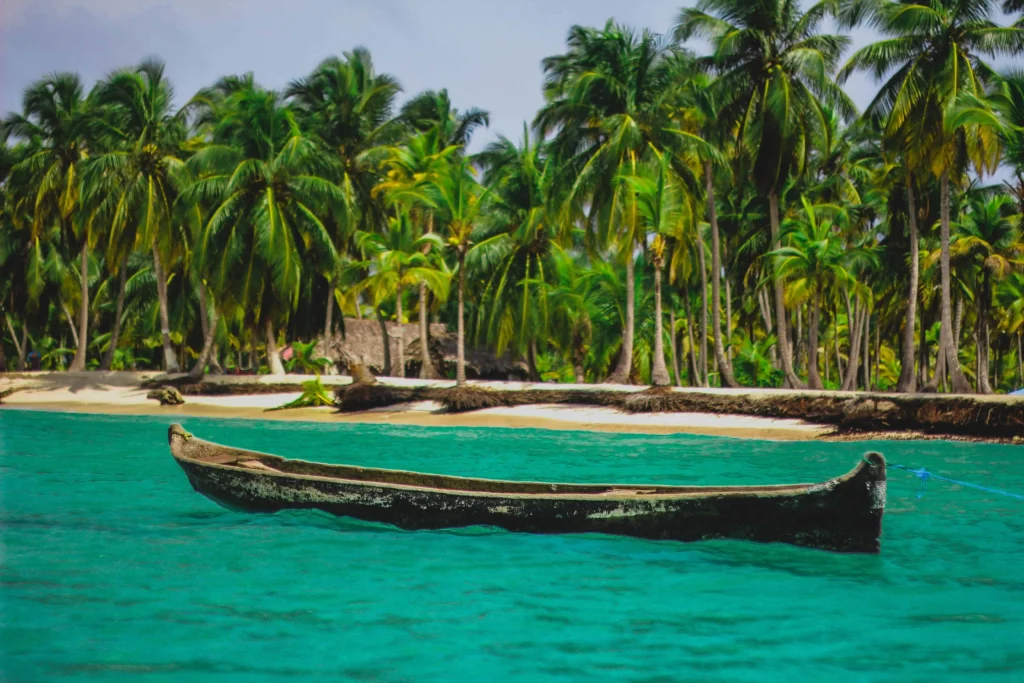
[84,59,191,373]
[471,125,564,378]
[430,156,486,385]
[773,199,864,388]
[286,48,401,338]
[677,0,857,388]
[185,82,341,374]
[535,22,699,384]
[839,0,1023,392]
[682,77,739,387]
[948,192,1023,392]
[400,89,489,148]
[373,129,460,378]
[5,72,92,370]
[619,152,695,385]
[356,210,450,377]
[542,246,600,383]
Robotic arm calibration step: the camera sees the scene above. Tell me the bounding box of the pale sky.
[0,0,1016,162]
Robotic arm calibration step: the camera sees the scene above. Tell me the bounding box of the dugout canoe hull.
[167,424,886,553]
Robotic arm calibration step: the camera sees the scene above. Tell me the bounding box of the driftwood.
[147,386,185,406]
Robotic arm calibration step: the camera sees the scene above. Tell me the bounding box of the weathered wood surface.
[168,424,886,553]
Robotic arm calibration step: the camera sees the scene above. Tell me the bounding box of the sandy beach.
[0,372,830,440]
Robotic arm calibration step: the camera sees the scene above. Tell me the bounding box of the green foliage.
[3,13,1024,396]
[283,340,333,374]
[268,376,335,411]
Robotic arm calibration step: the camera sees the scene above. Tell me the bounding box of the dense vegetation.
[2,0,1023,393]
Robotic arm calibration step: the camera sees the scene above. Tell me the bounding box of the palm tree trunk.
[796,305,804,376]
[324,275,336,338]
[418,282,439,379]
[977,278,993,394]
[395,286,405,379]
[936,169,971,393]
[696,231,709,386]
[376,308,392,376]
[152,246,180,373]
[196,282,223,375]
[69,241,89,371]
[897,178,920,392]
[527,339,540,382]
[874,320,881,391]
[264,318,285,375]
[99,259,128,371]
[1017,330,1023,388]
[60,298,80,350]
[651,263,670,386]
[706,161,738,387]
[842,304,867,391]
[824,323,830,385]
[456,251,467,386]
[684,291,698,386]
[757,286,778,366]
[808,289,823,389]
[19,324,28,370]
[6,315,24,370]
[669,310,681,387]
[0,334,6,373]
[726,279,734,361]
[768,189,805,388]
[953,295,964,349]
[189,305,219,380]
[863,313,871,390]
[606,250,635,384]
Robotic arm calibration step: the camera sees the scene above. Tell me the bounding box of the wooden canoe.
[167,424,886,553]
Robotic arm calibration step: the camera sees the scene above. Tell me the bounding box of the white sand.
[0,371,829,440]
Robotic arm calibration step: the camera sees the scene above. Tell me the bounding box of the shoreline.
[0,371,826,439]
[3,371,1022,443]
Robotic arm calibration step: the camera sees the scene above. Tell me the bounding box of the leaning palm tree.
[839,0,1023,392]
[5,72,92,369]
[184,83,342,375]
[84,59,191,372]
[676,0,857,388]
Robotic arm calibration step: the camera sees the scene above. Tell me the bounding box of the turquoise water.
[1,410,1023,682]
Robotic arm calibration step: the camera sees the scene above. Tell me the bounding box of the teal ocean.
[2,409,1023,682]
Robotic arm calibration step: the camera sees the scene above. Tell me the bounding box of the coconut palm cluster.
[2,1,1023,393]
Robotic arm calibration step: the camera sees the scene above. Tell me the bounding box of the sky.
[0,0,888,151]
[0,0,1016,159]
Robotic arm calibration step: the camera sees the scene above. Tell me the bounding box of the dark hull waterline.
[167,424,886,553]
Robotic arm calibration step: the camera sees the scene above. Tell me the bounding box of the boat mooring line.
[889,464,1024,501]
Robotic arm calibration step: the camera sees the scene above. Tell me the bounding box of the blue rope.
[890,464,1024,501]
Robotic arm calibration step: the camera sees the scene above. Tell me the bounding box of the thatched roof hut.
[315,318,528,380]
